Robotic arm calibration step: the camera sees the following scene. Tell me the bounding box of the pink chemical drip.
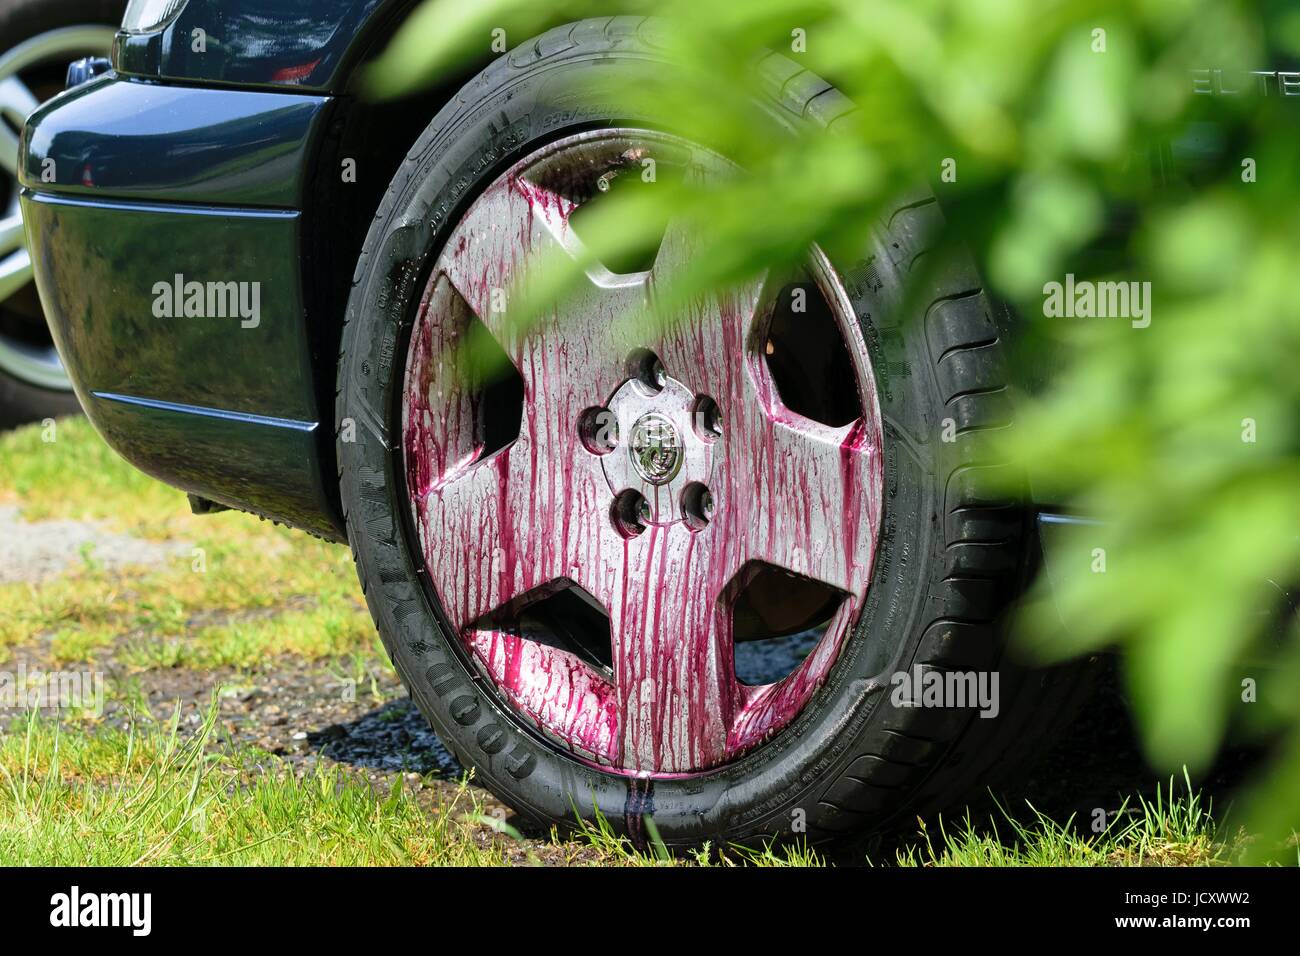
[402,133,884,775]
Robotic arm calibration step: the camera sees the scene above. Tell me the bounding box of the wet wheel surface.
[338,17,1090,847]
[400,127,884,775]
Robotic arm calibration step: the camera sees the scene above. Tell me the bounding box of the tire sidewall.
[340,45,955,845]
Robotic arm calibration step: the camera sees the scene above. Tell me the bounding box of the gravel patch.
[0,504,190,584]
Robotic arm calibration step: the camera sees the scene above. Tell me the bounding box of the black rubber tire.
[337,16,1090,847]
[0,0,118,429]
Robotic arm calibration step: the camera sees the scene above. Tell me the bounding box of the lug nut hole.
[612,490,650,538]
[579,406,618,455]
[627,348,668,394]
[682,482,714,532]
[692,395,723,442]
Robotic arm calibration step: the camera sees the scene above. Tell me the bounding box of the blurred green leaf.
[370,0,1300,860]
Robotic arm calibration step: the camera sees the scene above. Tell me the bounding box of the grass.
[0,697,832,866]
[0,416,173,531]
[0,417,378,673]
[0,418,1242,865]
[0,703,509,866]
[0,694,1236,867]
[893,775,1241,867]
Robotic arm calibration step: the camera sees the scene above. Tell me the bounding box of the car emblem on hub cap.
[628,413,682,484]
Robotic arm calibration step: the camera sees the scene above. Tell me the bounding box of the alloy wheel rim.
[0,25,116,390]
[402,129,884,775]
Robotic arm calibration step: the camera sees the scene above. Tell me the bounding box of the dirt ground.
[0,499,1266,863]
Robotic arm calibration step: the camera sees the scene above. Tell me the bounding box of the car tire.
[336,16,1090,847]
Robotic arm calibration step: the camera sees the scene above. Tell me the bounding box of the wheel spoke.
[436,173,648,402]
[648,218,767,402]
[604,526,738,772]
[433,173,561,333]
[0,213,24,257]
[728,376,882,596]
[714,390,881,753]
[411,442,609,631]
[406,264,628,631]
[0,247,32,303]
[0,76,38,178]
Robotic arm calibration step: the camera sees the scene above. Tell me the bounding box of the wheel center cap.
[628,413,683,485]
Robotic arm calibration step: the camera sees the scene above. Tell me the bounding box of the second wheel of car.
[0,0,120,427]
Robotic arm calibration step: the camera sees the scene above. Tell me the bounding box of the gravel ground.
[4,631,477,806]
[1,630,617,863]
[0,505,189,584]
[9,623,1264,864]
[0,504,1266,863]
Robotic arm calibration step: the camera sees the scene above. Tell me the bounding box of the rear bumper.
[20,75,342,539]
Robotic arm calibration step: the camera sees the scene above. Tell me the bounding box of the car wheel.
[0,0,119,428]
[337,17,1088,847]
